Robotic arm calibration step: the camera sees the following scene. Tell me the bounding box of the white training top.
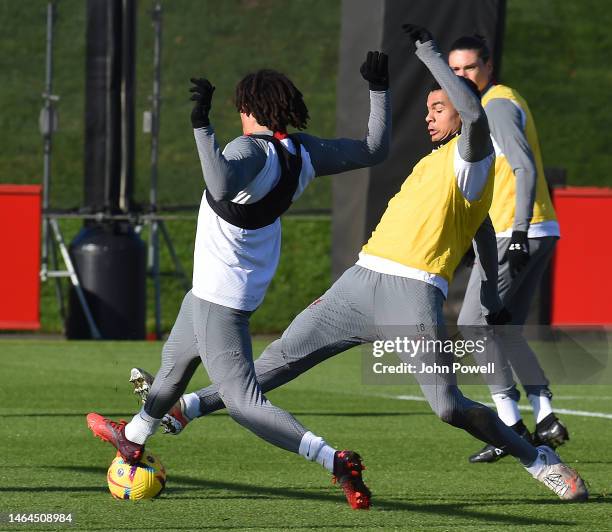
[192,138,316,311]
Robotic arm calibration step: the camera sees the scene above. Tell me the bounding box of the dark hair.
[449,34,491,63]
[429,77,481,100]
[234,69,309,132]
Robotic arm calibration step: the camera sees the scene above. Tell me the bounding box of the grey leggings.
[144,291,307,453]
[192,266,538,463]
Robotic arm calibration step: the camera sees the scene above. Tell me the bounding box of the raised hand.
[189,77,215,128]
[359,51,389,91]
[401,23,434,47]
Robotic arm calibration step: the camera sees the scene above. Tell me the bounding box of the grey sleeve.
[193,127,268,201]
[472,216,503,316]
[485,98,537,232]
[415,40,492,162]
[294,90,391,177]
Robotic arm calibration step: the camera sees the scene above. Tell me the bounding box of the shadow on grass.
[2,411,432,418]
[0,465,581,527]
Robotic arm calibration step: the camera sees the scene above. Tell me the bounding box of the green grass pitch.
[1,339,611,531]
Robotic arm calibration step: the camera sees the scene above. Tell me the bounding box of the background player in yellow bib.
[449,35,568,464]
[131,25,587,502]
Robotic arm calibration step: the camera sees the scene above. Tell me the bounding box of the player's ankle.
[125,408,161,444]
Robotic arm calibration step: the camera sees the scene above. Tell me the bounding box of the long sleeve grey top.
[484,96,537,232]
[193,90,391,201]
[415,40,493,163]
[472,215,503,315]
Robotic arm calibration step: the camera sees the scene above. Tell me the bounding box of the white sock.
[524,446,559,477]
[316,445,337,472]
[124,407,161,445]
[182,392,201,420]
[528,394,553,424]
[298,431,337,473]
[525,448,545,477]
[492,393,522,426]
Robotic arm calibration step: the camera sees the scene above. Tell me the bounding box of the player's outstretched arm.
[190,77,266,201]
[472,215,505,320]
[403,24,492,163]
[295,51,391,177]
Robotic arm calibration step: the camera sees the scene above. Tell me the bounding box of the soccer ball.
[107,451,166,500]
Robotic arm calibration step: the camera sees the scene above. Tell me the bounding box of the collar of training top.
[247,130,288,140]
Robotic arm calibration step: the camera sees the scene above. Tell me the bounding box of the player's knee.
[493,386,520,403]
[220,390,262,423]
[435,404,465,427]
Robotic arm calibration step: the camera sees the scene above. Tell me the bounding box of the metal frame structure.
[39,0,189,340]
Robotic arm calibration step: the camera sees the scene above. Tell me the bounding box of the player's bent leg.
[136,268,372,436]
[418,378,587,500]
[176,265,374,421]
[193,295,372,509]
[458,261,529,463]
[502,236,569,447]
[87,291,200,459]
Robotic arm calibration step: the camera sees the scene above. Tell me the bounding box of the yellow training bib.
[482,84,557,234]
[362,137,494,283]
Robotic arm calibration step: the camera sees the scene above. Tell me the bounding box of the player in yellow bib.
[449,35,568,464]
[131,26,587,502]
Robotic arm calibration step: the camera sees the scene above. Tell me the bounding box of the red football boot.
[86,413,144,464]
[333,450,371,510]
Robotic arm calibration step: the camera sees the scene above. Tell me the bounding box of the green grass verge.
[1,339,611,530]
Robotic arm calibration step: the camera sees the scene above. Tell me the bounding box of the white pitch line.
[386,394,612,420]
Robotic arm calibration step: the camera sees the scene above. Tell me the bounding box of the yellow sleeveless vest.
[361,137,494,283]
[482,84,557,233]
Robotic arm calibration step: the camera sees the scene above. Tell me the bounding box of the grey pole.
[40,0,66,321]
[149,0,163,339]
[41,0,57,281]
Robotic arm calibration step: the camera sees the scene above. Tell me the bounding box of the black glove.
[360,51,389,91]
[502,230,530,278]
[189,77,215,128]
[485,307,512,326]
[401,23,434,47]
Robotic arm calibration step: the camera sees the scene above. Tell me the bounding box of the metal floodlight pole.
[41,0,57,280]
[149,0,163,339]
[40,0,67,322]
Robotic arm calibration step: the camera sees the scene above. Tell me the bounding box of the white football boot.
[528,446,588,501]
[129,367,191,435]
[129,367,154,404]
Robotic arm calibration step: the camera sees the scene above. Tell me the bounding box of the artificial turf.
[1,339,611,531]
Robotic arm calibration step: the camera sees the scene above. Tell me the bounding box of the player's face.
[425,90,461,143]
[448,49,492,92]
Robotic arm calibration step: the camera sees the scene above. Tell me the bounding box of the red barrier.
[551,187,612,326]
[0,185,42,330]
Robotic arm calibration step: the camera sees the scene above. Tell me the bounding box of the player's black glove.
[189,77,215,128]
[360,51,389,91]
[502,230,530,278]
[485,307,512,326]
[401,23,434,47]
